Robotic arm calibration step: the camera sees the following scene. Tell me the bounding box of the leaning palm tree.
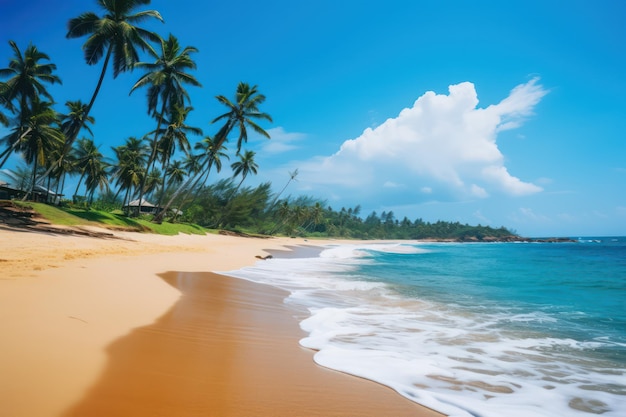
[217,149,258,227]
[0,83,9,126]
[153,105,201,205]
[60,100,95,145]
[130,33,200,213]
[66,0,163,148]
[230,150,258,196]
[212,82,273,154]
[142,168,162,200]
[193,135,228,189]
[165,160,186,188]
[164,137,226,218]
[151,136,227,223]
[0,41,61,169]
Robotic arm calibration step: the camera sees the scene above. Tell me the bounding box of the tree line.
[0,0,518,240]
[0,1,271,221]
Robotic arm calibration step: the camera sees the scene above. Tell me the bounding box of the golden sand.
[0,228,444,416]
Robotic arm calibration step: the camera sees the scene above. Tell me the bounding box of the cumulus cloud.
[297,78,547,202]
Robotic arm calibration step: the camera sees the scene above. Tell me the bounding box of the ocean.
[223,237,626,417]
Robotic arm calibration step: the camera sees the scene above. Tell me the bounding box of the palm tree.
[84,159,110,206]
[193,135,228,187]
[130,33,200,117]
[32,99,98,183]
[151,136,227,223]
[168,137,226,216]
[60,100,95,145]
[212,82,273,154]
[0,41,61,113]
[0,41,61,169]
[143,168,162,200]
[4,101,64,199]
[111,136,148,207]
[72,137,104,201]
[153,104,201,205]
[0,85,9,127]
[66,0,163,147]
[217,149,259,226]
[165,160,186,188]
[230,150,258,195]
[48,145,76,201]
[269,168,298,209]
[130,33,200,213]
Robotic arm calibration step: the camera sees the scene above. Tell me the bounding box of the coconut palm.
[167,137,226,217]
[84,159,110,206]
[32,99,98,182]
[66,0,163,147]
[0,84,9,126]
[153,105,201,205]
[212,82,272,154]
[0,41,61,169]
[269,168,298,209]
[48,145,76,201]
[165,160,186,188]
[143,168,162,200]
[193,135,228,188]
[0,41,61,113]
[231,150,258,191]
[130,33,200,212]
[60,100,95,144]
[72,137,105,200]
[151,136,227,223]
[3,101,64,199]
[130,34,200,118]
[111,136,148,206]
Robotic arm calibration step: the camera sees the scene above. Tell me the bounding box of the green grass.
[15,201,94,226]
[12,201,209,236]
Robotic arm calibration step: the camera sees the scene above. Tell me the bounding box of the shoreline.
[0,228,444,416]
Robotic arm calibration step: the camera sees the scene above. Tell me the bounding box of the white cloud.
[257,127,306,154]
[296,78,547,202]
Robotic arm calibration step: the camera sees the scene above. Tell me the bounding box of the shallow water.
[224,238,626,417]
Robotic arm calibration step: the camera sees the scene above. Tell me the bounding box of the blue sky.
[1,0,625,237]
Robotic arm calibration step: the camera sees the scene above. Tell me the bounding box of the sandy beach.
[0,227,444,417]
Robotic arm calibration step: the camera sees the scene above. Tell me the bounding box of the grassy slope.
[17,202,208,236]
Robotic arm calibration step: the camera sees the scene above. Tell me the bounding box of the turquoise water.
[225,237,626,417]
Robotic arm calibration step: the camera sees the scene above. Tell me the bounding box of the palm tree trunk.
[0,126,33,169]
[152,168,197,223]
[174,164,212,215]
[84,46,112,133]
[39,46,112,182]
[22,159,38,202]
[74,172,86,201]
[137,100,168,216]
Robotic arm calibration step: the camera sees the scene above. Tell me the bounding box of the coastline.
[0,228,443,416]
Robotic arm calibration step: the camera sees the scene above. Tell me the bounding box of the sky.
[0,0,625,237]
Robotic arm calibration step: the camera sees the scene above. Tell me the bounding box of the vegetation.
[0,1,520,242]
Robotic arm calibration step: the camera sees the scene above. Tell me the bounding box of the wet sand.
[0,229,443,417]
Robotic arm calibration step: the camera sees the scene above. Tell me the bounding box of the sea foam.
[223,241,626,417]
